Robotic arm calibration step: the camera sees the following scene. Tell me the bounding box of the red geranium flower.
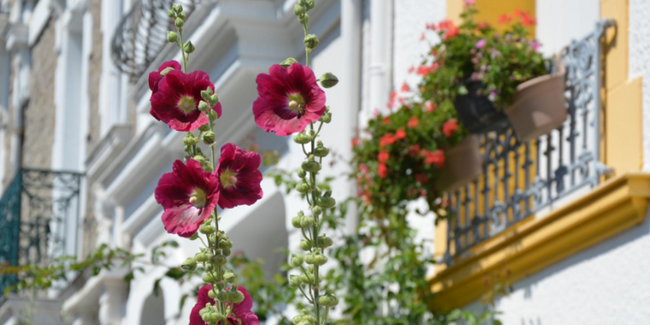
[401,82,411,92]
[253,63,326,136]
[155,159,219,238]
[407,116,419,128]
[415,173,429,184]
[422,149,445,167]
[395,128,406,140]
[408,144,420,157]
[189,285,259,325]
[150,70,222,132]
[498,14,512,24]
[521,13,536,26]
[378,150,390,164]
[443,119,459,137]
[383,117,391,125]
[352,137,360,147]
[424,101,437,112]
[378,163,388,179]
[408,66,415,73]
[379,134,396,147]
[215,143,263,209]
[149,60,182,96]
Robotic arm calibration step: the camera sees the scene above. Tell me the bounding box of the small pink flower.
[253,63,326,136]
[215,143,263,209]
[475,39,487,49]
[464,0,475,5]
[155,159,219,238]
[531,41,541,51]
[150,70,223,131]
[189,285,259,325]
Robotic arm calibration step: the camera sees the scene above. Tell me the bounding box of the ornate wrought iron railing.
[111,0,207,81]
[0,169,83,296]
[443,21,615,264]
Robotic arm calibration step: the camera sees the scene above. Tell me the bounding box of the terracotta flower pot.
[504,71,567,142]
[454,81,510,134]
[437,135,483,192]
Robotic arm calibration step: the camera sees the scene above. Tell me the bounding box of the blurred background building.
[0,0,649,324]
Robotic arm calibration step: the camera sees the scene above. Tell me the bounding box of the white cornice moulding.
[28,0,52,46]
[5,23,28,51]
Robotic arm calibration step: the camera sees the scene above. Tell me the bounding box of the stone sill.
[428,173,650,312]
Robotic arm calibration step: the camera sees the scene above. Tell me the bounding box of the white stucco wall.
[536,0,600,57]
[629,0,650,171]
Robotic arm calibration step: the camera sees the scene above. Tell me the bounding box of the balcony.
[0,169,83,297]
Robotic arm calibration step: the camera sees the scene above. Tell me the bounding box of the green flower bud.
[222,248,231,256]
[319,112,332,123]
[202,131,215,145]
[300,216,314,228]
[296,181,310,194]
[299,13,309,24]
[230,289,245,304]
[319,72,339,88]
[189,232,200,241]
[167,31,178,43]
[184,41,195,54]
[202,272,217,283]
[175,18,185,28]
[199,224,216,234]
[312,206,322,217]
[293,132,312,144]
[195,252,210,262]
[201,88,213,100]
[181,257,197,271]
[212,255,228,267]
[280,57,298,68]
[159,66,174,76]
[205,263,214,271]
[209,94,219,106]
[208,289,218,299]
[198,100,209,112]
[305,0,315,10]
[304,34,319,50]
[297,168,306,178]
[167,9,175,18]
[198,123,210,132]
[224,271,237,283]
[208,109,219,121]
[317,235,333,248]
[313,142,329,157]
[177,11,186,20]
[183,135,198,146]
[304,253,316,265]
[292,216,303,228]
[313,254,328,266]
[193,155,207,165]
[300,273,314,285]
[316,196,336,209]
[294,4,305,16]
[173,4,183,13]
[217,290,229,301]
[300,239,312,251]
[301,156,321,173]
[289,275,302,287]
[318,294,339,307]
[290,254,304,266]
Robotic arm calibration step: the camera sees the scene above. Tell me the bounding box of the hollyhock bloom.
[378,150,390,164]
[253,63,326,136]
[475,39,487,49]
[422,149,445,167]
[155,159,219,238]
[395,128,406,140]
[443,119,459,137]
[215,143,263,209]
[189,285,259,325]
[149,61,182,96]
[407,116,419,129]
[150,70,223,131]
[498,14,512,24]
[379,133,396,147]
[378,163,388,179]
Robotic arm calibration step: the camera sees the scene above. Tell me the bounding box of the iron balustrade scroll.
[0,169,83,297]
[111,0,208,81]
[443,20,615,264]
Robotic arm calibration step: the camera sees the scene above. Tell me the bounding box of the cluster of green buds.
[167,5,193,70]
[182,87,221,168]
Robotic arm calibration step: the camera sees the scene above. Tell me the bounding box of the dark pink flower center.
[220,169,238,188]
[178,96,197,114]
[287,93,306,116]
[188,188,207,208]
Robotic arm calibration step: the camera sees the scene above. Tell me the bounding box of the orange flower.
[498,14,512,24]
[407,116,419,128]
[378,150,390,164]
[378,163,388,178]
[443,119,459,137]
[379,133,396,147]
[395,128,406,140]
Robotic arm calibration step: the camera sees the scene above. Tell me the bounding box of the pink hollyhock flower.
[189,285,259,325]
[155,159,219,238]
[475,39,487,49]
[150,70,223,132]
[215,143,263,209]
[443,119,459,137]
[253,63,326,136]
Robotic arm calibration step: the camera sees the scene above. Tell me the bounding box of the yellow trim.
[447,0,536,36]
[428,173,650,312]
